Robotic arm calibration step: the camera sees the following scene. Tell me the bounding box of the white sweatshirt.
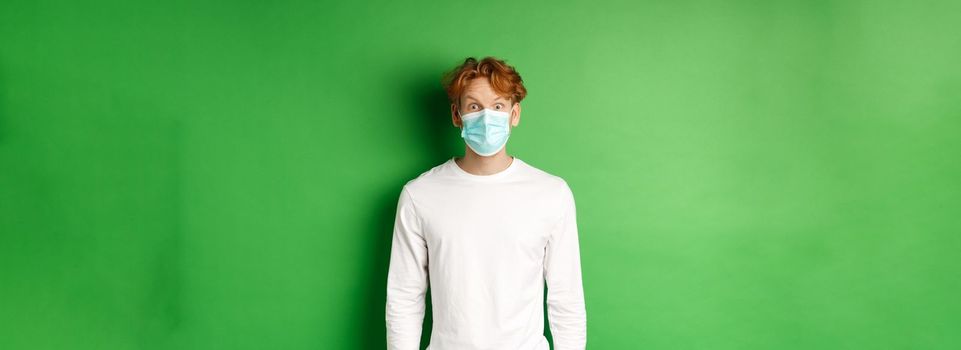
[385,156,587,350]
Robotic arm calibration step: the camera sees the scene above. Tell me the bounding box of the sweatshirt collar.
[448,156,522,181]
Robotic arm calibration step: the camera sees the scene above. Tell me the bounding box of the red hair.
[441,56,527,107]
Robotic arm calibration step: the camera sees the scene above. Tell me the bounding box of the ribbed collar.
[447,156,522,181]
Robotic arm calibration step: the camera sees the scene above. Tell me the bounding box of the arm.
[385,186,429,350]
[544,182,587,350]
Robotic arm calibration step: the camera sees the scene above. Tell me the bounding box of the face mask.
[459,108,511,157]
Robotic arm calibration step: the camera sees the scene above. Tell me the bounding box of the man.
[385,56,587,350]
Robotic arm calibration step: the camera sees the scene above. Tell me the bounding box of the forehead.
[462,77,508,101]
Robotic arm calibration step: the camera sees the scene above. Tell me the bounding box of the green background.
[1,0,959,349]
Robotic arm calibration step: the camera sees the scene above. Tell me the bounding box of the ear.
[511,102,521,127]
[451,103,461,127]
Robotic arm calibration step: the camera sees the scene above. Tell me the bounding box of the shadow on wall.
[358,60,459,349]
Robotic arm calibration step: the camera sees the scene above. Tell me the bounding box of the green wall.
[1,0,959,349]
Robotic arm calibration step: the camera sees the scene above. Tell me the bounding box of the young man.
[385,56,587,350]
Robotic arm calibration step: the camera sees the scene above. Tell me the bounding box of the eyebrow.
[464,95,508,103]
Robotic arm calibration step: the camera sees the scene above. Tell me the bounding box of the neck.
[455,149,514,175]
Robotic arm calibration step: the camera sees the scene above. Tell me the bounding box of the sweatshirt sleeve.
[543,181,587,350]
[385,185,429,350]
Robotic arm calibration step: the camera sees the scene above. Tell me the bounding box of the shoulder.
[519,158,571,188]
[516,158,575,204]
[518,160,579,225]
[401,158,452,196]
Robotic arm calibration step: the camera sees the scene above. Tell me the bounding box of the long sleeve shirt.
[385,156,587,350]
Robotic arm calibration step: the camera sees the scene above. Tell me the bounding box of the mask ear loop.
[455,107,464,132]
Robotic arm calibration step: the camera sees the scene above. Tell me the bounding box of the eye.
[495,103,504,109]
[469,103,479,110]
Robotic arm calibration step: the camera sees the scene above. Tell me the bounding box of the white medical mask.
[459,108,511,157]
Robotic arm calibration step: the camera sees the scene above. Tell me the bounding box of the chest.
[418,188,560,252]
